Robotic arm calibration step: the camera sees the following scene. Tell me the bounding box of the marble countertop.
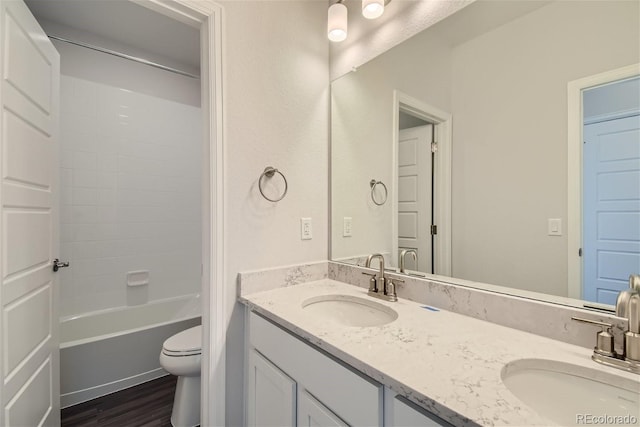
[239,279,640,426]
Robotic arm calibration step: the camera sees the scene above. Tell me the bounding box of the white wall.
[219,1,329,425]
[57,45,202,316]
[40,19,201,107]
[450,0,640,294]
[331,31,451,263]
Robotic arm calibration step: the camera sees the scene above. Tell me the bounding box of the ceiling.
[24,0,200,70]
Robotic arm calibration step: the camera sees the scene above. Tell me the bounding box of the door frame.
[392,91,452,276]
[123,1,226,425]
[566,63,639,300]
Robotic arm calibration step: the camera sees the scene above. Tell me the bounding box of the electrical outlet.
[343,217,352,237]
[301,218,312,240]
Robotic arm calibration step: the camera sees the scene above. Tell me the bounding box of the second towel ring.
[259,167,288,202]
[370,179,387,206]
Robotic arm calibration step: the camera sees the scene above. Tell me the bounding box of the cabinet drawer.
[249,311,383,426]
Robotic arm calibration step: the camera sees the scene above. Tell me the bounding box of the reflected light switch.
[343,217,352,237]
[548,218,562,236]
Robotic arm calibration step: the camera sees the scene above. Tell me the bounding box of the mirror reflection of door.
[397,112,433,273]
[582,76,640,304]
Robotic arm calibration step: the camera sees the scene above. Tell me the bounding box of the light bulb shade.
[328,3,348,42]
[362,0,384,19]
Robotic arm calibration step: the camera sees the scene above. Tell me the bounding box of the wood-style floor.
[61,375,177,427]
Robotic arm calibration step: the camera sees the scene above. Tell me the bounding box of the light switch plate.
[548,218,562,236]
[301,218,312,240]
[343,217,352,237]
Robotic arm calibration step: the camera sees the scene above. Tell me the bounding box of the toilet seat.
[162,325,202,357]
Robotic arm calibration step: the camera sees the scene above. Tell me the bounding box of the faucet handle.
[362,272,377,292]
[571,317,616,357]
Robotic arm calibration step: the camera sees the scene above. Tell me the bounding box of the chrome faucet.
[399,249,417,274]
[572,274,640,374]
[363,254,399,302]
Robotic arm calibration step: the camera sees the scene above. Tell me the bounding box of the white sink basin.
[502,359,640,426]
[301,295,398,327]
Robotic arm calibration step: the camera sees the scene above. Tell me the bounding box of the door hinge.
[578,248,582,257]
[431,224,438,235]
[431,142,438,153]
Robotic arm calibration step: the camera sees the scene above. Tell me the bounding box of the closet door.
[247,349,296,427]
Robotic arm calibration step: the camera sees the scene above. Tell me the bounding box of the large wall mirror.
[330,0,640,308]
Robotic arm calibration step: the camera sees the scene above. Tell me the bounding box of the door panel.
[3,211,51,275]
[583,115,640,304]
[4,109,53,186]
[4,285,51,376]
[4,9,53,113]
[5,357,53,427]
[0,0,60,425]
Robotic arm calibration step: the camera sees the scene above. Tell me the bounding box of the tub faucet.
[399,249,417,274]
[363,254,398,302]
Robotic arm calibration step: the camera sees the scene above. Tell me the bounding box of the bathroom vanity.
[239,271,640,426]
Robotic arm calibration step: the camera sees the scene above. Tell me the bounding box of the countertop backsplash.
[238,260,628,352]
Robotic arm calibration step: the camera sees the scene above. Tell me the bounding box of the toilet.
[160,325,202,427]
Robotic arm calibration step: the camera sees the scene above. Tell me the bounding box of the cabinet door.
[298,389,348,427]
[389,396,451,427]
[247,349,296,427]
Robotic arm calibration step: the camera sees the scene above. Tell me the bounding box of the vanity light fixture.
[362,0,385,19]
[328,1,348,42]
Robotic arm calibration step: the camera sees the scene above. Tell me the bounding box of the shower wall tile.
[59,74,202,317]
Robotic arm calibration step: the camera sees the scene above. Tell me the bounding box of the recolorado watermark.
[576,414,638,425]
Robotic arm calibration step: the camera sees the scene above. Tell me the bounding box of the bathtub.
[60,294,201,408]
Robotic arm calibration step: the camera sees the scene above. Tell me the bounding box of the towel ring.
[370,179,387,206]
[259,167,288,202]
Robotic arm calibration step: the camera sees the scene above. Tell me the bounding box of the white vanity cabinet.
[246,310,452,427]
[247,311,382,426]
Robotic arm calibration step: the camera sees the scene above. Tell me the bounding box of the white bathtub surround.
[60,294,201,408]
[328,261,628,352]
[59,75,202,316]
[240,280,639,426]
[237,261,329,296]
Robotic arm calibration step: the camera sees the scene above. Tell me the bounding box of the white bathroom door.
[397,125,432,272]
[583,114,640,304]
[0,0,61,425]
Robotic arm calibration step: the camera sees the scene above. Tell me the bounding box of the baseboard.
[61,368,169,409]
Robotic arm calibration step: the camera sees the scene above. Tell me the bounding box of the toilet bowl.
[160,325,202,427]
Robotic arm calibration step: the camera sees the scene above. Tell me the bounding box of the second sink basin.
[502,359,640,426]
[301,294,398,327]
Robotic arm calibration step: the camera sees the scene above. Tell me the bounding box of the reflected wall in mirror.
[330,0,640,307]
